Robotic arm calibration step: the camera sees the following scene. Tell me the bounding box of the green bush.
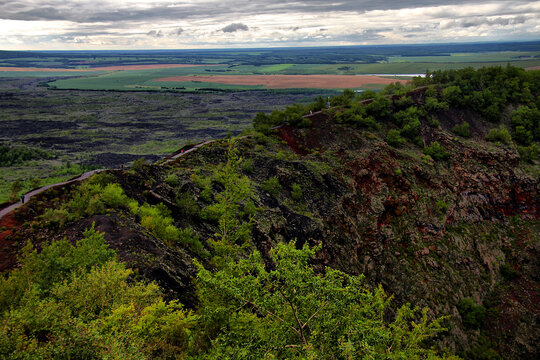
[241,158,254,173]
[486,126,512,144]
[130,157,147,171]
[424,97,449,112]
[423,141,450,161]
[511,106,539,144]
[101,183,130,208]
[457,298,486,329]
[176,192,200,217]
[500,263,519,281]
[435,199,449,214]
[386,129,406,148]
[191,170,212,202]
[452,122,470,137]
[261,176,281,196]
[165,173,179,186]
[518,143,540,162]
[291,183,303,200]
[441,85,463,106]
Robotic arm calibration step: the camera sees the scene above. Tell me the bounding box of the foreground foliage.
[0,226,193,359]
[196,242,457,359]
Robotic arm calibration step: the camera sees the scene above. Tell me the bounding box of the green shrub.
[291,183,303,200]
[500,263,519,281]
[131,157,147,171]
[452,122,470,137]
[101,183,130,208]
[441,85,462,106]
[298,117,312,128]
[423,141,450,161]
[422,154,434,166]
[486,126,512,144]
[511,105,539,143]
[165,173,179,186]
[512,125,533,145]
[242,199,257,217]
[518,143,540,162]
[457,298,486,329]
[9,179,24,201]
[191,170,212,202]
[386,129,406,148]
[241,158,254,173]
[176,192,200,217]
[435,199,449,214]
[424,97,449,112]
[261,176,281,196]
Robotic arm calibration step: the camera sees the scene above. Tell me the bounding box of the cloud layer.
[0,0,539,49]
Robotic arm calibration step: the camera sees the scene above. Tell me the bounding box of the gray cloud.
[0,0,530,23]
[1,0,539,48]
[222,23,248,33]
[147,30,163,38]
[441,15,530,29]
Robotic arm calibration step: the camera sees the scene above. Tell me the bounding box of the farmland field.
[153,75,407,89]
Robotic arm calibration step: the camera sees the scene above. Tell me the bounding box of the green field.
[43,57,540,92]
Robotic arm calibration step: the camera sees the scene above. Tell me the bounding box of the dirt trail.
[0,170,104,221]
[0,139,219,222]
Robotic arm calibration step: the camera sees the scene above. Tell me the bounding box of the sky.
[0,0,539,50]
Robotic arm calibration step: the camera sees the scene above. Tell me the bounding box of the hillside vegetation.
[0,65,538,359]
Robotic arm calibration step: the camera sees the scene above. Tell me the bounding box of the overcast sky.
[1,0,539,50]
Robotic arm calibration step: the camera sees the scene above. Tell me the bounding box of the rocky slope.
[1,100,538,358]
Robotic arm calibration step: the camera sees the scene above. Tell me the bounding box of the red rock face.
[274,112,538,357]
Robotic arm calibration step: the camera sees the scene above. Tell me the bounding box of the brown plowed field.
[0,64,212,72]
[155,75,407,89]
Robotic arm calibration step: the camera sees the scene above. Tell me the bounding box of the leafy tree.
[196,241,456,359]
[511,106,539,144]
[441,86,462,107]
[204,138,254,264]
[9,179,23,201]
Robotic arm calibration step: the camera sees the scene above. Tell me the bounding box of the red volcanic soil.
[0,212,19,272]
[0,64,214,72]
[154,75,408,89]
